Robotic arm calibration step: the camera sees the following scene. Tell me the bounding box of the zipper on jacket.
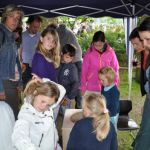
[39,133,44,147]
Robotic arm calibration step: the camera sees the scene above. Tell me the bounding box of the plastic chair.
[117,100,139,139]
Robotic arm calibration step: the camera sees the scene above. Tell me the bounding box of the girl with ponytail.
[67,93,118,150]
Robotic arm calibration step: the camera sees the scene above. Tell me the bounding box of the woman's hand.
[60,98,69,106]
[31,73,43,83]
[0,92,6,100]
[81,90,85,96]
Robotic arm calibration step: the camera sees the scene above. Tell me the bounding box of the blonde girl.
[12,78,66,150]
[67,93,118,150]
[99,66,120,131]
[32,28,60,82]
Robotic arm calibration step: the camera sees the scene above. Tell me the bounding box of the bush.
[77,25,127,66]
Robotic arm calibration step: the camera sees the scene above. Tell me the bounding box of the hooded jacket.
[58,62,79,99]
[12,80,66,150]
[80,44,120,92]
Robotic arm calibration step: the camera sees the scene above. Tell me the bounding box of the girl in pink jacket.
[80,31,120,95]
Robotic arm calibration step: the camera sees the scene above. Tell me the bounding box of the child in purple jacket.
[32,28,61,119]
[32,28,60,83]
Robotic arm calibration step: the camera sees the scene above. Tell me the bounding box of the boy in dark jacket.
[58,44,80,115]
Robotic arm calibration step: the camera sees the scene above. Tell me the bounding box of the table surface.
[62,109,82,129]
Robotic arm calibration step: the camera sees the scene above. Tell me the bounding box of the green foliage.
[58,16,94,30]
[77,29,95,52]
[58,16,76,30]
[77,23,127,66]
[39,16,128,66]
[105,27,127,66]
[39,17,58,32]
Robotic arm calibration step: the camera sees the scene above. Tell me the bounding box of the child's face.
[40,33,56,51]
[33,94,56,112]
[93,41,104,51]
[99,74,109,87]
[63,53,73,64]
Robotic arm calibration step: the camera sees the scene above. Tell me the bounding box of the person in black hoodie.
[58,44,80,116]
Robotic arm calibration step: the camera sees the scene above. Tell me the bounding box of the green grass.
[118,69,145,150]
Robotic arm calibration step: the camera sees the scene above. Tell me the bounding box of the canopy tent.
[124,17,138,99]
[0,0,150,18]
[0,0,149,99]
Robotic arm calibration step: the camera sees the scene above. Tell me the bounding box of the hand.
[21,63,26,73]
[60,98,69,106]
[81,90,85,96]
[17,85,23,92]
[31,73,43,83]
[70,111,83,122]
[0,92,6,100]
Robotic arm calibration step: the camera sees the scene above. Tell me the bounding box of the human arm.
[110,124,118,150]
[18,47,23,63]
[67,122,81,150]
[16,55,23,89]
[0,29,4,48]
[80,51,90,94]
[110,87,120,116]
[110,51,120,88]
[12,119,39,150]
[67,64,79,99]
[32,53,48,78]
[102,86,120,116]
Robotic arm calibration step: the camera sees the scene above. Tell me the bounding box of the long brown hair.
[37,28,60,68]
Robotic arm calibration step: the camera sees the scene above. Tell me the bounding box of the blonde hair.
[24,80,60,104]
[98,67,116,84]
[83,93,110,141]
[1,4,24,25]
[37,28,60,68]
